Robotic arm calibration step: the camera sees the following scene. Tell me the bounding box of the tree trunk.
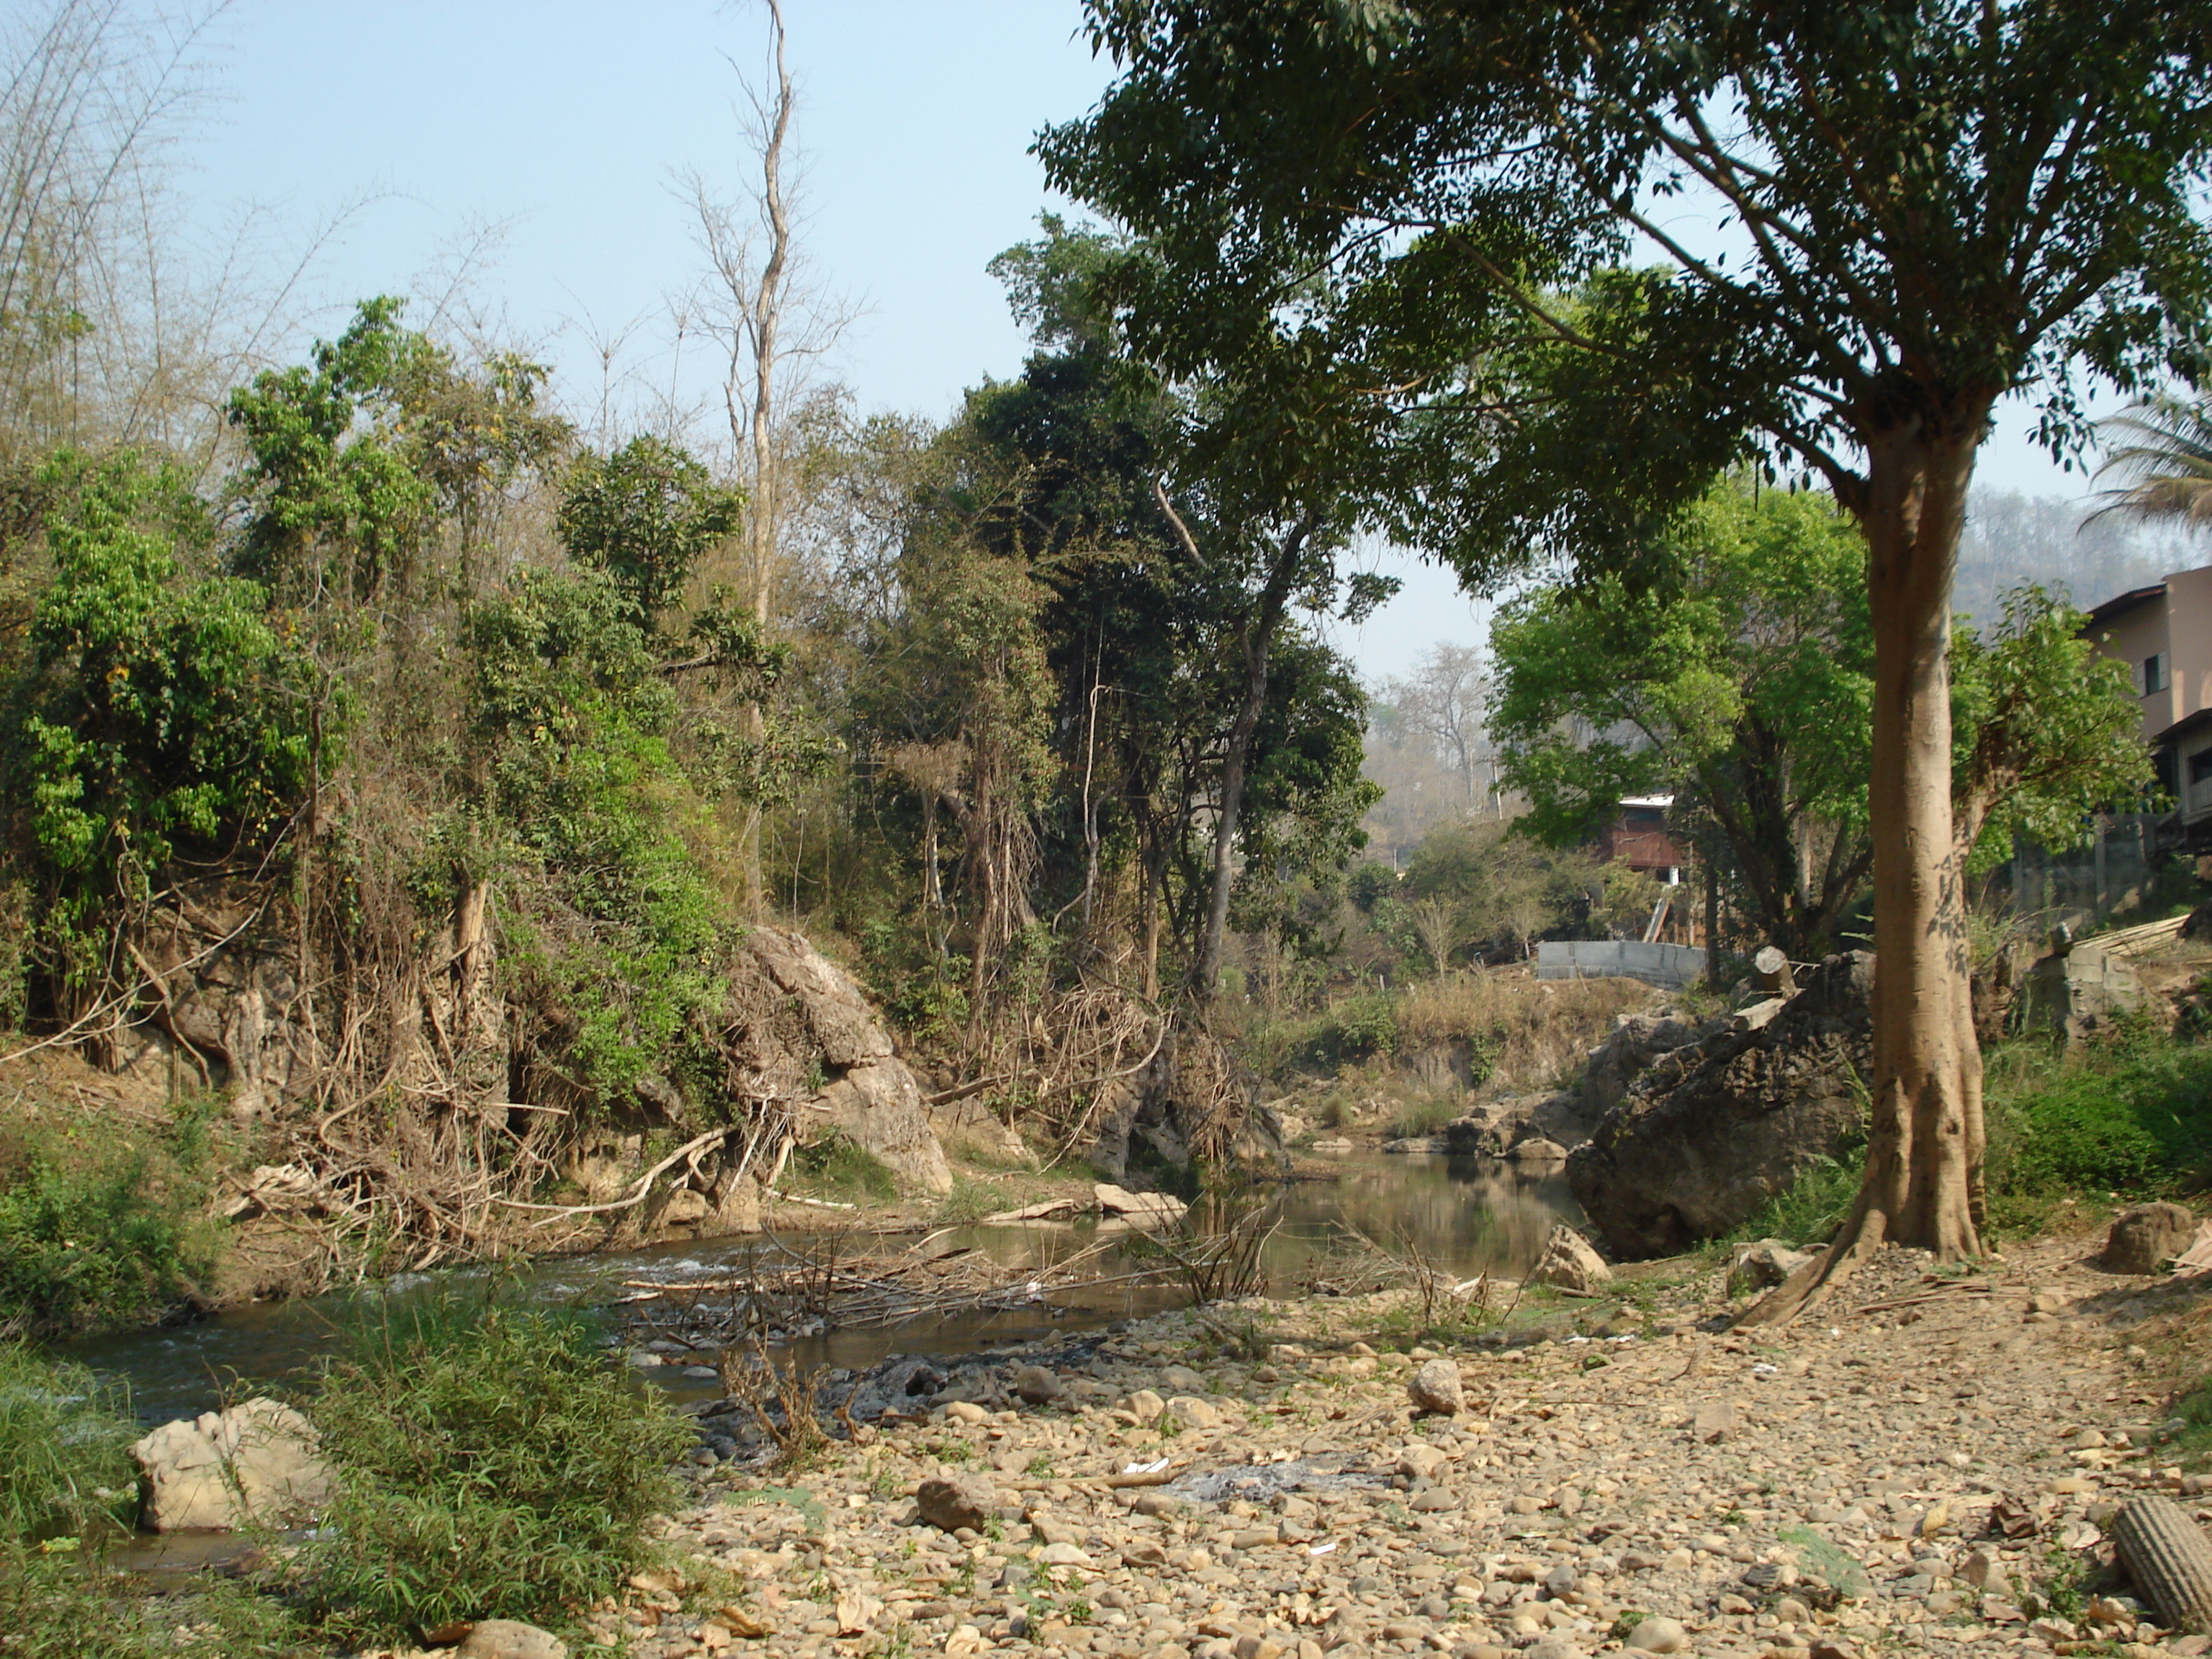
[1742,408,1990,1326]
[1192,518,1313,997]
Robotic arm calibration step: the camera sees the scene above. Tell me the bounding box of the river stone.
[130,1398,333,1532]
[1568,950,1875,1257]
[457,1622,570,1659]
[1507,1136,1568,1164]
[1167,1394,1221,1429]
[1628,1615,1689,1653]
[1127,1388,1165,1425]
[2104,1202,2198,1274]
[1408,1358,1464,1416]
[917,1475,999,1533]
[1529,1223,1612,1291]
[1014,1365,1061,1405]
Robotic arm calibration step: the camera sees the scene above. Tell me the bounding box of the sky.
[171,0,2128,685]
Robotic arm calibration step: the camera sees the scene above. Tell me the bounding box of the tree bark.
[1192,516,1314,998]
[1742,403,1990,1326]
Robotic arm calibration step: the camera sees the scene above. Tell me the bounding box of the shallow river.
[64,1154,1576,1426]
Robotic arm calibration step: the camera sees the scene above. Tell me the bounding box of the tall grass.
[306,1295,692,1640]
[0,1341,136,1542]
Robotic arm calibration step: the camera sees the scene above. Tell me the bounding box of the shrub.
[306,1297,691,1639]
[0,1119,219,1337]
[1290,991,1398,1071]
[1984,1030,2212,1202]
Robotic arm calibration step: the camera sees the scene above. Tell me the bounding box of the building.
[1599,795,1686,884]
[2082,565,2212,836]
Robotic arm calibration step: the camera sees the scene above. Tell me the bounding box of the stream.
[63,1154,1578,1428]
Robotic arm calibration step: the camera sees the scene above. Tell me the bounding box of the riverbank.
[543,1226,2208,1659]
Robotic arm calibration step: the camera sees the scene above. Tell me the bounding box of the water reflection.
[63,1156,1575,1424]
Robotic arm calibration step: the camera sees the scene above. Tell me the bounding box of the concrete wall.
[1535,939,1708,990]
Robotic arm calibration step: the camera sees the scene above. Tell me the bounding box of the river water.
[63,1155,1577,1426]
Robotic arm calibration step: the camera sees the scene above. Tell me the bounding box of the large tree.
[1493,480,2153,961]
[1043,1,2212,1316]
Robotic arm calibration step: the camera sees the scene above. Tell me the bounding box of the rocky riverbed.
[410,1231,2212,1659]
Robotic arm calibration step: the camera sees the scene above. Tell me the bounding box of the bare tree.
[682,0,855,912]
[1382,643,1501,815]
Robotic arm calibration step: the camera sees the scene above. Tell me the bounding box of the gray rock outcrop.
[1567,952,1874,1259]
[2018,940,2146,1043]
[130,1398,333,1532]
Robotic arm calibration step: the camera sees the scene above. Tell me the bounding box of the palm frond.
[2090,395,2212,528]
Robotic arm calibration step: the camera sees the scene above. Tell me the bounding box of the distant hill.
[1956,489,2203,626]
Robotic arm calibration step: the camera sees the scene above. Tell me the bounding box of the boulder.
[1407,1358,1465,1416]
[1507,1136,1569,1164]
[1567,952,1875,1259]
[1728,1238,1814,1296]
[457,1622,570,1659]
[813,1061,953,1194]
[1013,1366,1061,1406]
[1094,1183,1187,1225]
[130,1398,333,1532]
[916,1475,1000,1534]
[1529,1223,1613,1292]
[1579,1015,1711,1118]
[745,927,896,1067]
[2104,1202,2199,1274]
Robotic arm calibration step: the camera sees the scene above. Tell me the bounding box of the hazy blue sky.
[176,1,2120,683]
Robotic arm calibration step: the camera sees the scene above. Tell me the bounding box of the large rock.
[130,1398,333,1532]
[2104,1202,2199,1274]
[1567,952,1874,1259]
[1407,1358,1465,1416]
[1529,1223,1613,1292]
[457,1622,570,1659]
[1094,1183,1187,1225]
[811,1061,953,1195]
[917,1475,1000,1533]
[746,927,897,1067]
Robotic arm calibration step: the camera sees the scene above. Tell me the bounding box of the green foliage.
[0,1342,136,1542]
[464,568,730,1094]
[307,1298,690,1640]
[1709,1156,1864,1258]
[228,296,565,605]
[0,1114,220,1338]
[1983,1030,2212,1203]
[0,1544,302,1659]
[6,451,324,980]
[559,435,742,629]
[1493,481,2152,958]
[1290,990,1397,1071]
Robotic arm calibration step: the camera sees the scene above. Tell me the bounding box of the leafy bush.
[0,1119,218,1337]
[1292,992,1398,1071]
[0,1341,136,1542]
[1984,1030,2212,1202]
[307,1297,690,1639]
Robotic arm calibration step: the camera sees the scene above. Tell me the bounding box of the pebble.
[611,1234,2162,1659]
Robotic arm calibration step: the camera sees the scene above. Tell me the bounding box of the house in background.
[2082,565,2212,839]
[1599,795,1686,884]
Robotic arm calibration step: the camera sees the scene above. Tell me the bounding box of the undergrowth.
[306,1292,691,1640]
[786,1133,899,1202]
[0,1100,224,1337]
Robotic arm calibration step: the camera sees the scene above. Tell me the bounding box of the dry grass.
[1394,967,1658,1094]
